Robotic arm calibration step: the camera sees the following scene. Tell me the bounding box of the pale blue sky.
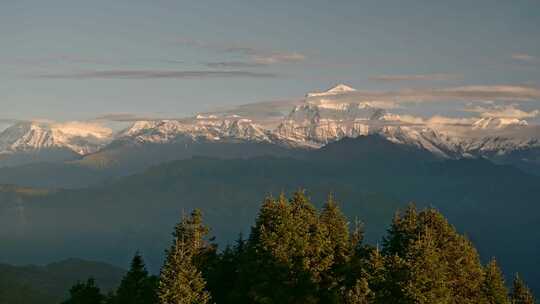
[1,0,539,122]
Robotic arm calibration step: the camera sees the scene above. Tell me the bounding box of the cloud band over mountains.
[36,70,278,79]
[307,85,540,104]
[369,73,461,82]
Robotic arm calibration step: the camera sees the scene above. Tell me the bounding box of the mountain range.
[1,85,539,177]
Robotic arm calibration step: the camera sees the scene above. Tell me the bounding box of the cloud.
[205,61,267,68]
[369,73,460,82]
[360,100,400,109]
[438,85,540,101]
[0,118,22,124]
[252,52,306,65]
[3,55,116,67]
[50,121,113,138]
[307,85,540,104]
[36,69,278,79]
[177,38,306,65]
[161,59,185,64]
[382,114,477,126]
[0,118,22,132]
[93,113,183,122]
[511,53,538,62]
[464,104,540,119]
[426,115,478,125]
[202,84,540,127]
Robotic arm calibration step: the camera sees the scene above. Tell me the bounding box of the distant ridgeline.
[59,191,536,304]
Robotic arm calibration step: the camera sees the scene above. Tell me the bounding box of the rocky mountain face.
[117,117,272,144]
[0,121,112,155]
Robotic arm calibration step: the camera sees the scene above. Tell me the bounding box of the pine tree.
[363,248,385,295]
[319,194,352,302]
[110,252,157,304]
[244,193,292,303]
[382,204,418,257]
[320,193,351,265]
[62,278,105,304]
[158,209,211,304]
[382,205,485,303]
[402,228,451,304]
[344,277,372,304]
[288,190,334,284]
[378,253,409,304]
[510,274,535,304]
[201,235,248,304]
[246,191,334,303]
[482,258,509,304]
[350,218,365,256]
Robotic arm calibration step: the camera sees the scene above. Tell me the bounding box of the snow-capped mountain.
[306,83,356,98]
[0,121,112,155]
[117,116,272,144]
[110,84,539,160]
[2,84,539,166]
[273,102,381,146]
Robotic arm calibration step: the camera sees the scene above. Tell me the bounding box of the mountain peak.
[118,117,271,144]
[326,84,356,93]
[0,121,112,155]
[307,84,356,97]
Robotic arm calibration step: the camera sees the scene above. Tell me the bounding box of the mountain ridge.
[1,85,539,174]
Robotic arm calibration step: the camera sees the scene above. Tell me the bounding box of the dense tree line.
[62,190,536,304]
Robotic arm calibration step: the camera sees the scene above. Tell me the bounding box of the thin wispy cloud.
[369,73,461,82]
[3,55,113,66]
[307,85,540,104]
[35,69,278,79]
[426,116,478,126]
[511,53,538,63]
[93,113,182,122]
[383,114,477,126]
[438,85,540,101]
[160,59,185,64]
[177,38,306,66]
[464,104,540,119]
[0,118,22,124]
[205,61,267,68]
[252,52,305,65]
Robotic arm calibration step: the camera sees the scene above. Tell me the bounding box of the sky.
[1,0,539,124]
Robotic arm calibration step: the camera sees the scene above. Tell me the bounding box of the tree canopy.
[60,190,536,304]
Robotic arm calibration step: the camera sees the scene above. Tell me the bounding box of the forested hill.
[1,136,539,293]
[0,259,124,304]
[60,193,537,304]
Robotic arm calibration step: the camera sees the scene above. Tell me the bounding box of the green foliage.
[46,190,538,304]
[510,274,536,304]
[108,253,158,304]
[159,196,535,304]
[482,259,510,304]
[382,205,486,303]
[319,194,353,302]
[244,191,335,303]
[157,209,212,304]
[402,229,451,304]
[344,277,372,304]
[62,278,104,304]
